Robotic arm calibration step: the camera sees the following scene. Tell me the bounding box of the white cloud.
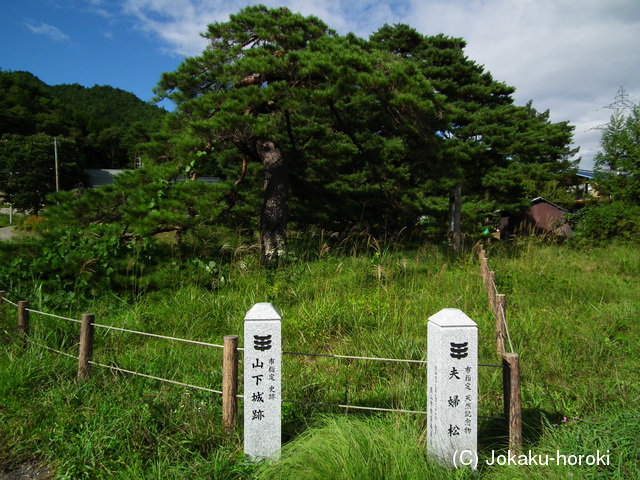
[118,0,640,168]
[121,0,229,56]
[25,21,70,42]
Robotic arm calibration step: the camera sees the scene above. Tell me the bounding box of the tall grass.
[486,242,640,416]
[1,240,639,478]
[255,416,468,480]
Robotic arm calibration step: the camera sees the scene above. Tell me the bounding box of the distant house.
[84,169,220,188]
[576,169,595,181]
[499,197,572,238]
[575,169,595,201]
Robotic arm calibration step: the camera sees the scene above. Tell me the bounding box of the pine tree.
[154,8,577,261]
[154,6,444,264]
[594,106,640,202]
[371,25,577,249]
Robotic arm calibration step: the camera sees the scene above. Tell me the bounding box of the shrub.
[569,200,640,245]
[18,215,47,232]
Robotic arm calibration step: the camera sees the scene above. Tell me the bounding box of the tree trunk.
[449,183,462,253]
[257,139,288,267]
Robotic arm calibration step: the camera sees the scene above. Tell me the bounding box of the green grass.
[486,242,640,416]
[0,212,26,228]
[255,415,466,480]
[1,240,639,478]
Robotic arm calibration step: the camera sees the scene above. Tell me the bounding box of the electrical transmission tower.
[603,84,635,115]
[591,85,635,131]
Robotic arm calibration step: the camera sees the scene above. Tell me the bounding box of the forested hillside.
[0,69,165,169]
[0,70,73,137]
[49,83,165,169]
[0,69,166,211]
[50,83,163,129]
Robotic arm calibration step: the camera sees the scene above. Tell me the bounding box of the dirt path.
[0,227,17,241]
[0,463,51,480]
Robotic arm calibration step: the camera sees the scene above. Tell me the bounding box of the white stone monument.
[244,303,282,461]
[427,308,478,468]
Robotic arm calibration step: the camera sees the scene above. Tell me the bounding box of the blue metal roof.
[577,169,595,179]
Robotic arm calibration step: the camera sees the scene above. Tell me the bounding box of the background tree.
[371,25,577,249]
[569,104,640,244]
[154,6,444,264]
[0,70,166,170]
[154,9,578,260]
[593,105,640,202]
[0,133,84,212]
[50,83,166,168]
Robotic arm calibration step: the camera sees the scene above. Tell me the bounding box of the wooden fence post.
[502,353,522,453]
[495,294,506,356]
[17,301,29,345]
[479,248,488,286]
[487,271,497,313]
[222,335,238,433]
[77,314,95,380]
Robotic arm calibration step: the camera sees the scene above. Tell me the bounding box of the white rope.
[1,297,17,307]
[27,340,224,395]
[26,308,82,324]
[283,350,427,364]
[3,295,224,348]
[89,361,223,395]
[282,399,428,415]
[501,303,515,353]
[91,323,224,349]
[29,341,78,360]
[26,341,500,417]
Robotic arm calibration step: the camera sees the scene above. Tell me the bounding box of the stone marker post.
[427,308,478,468]
[244,303,282,462]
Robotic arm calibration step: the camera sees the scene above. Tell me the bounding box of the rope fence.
[30,336,226,395]
[476,244,522,451]
[281,399,429,415]
[283,350,427,364]
[29,340,78,360]
[89,361,224,395]
[1,280,520,449]
[1,296,17,307]
[26,307,82,324]
[90,323,225,349]
[500,303,515,354]
[477,244,516,355]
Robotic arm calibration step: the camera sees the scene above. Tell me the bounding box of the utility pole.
[54,137,60,192]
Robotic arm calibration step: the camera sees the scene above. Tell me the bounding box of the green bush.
[17,214,47,232]
[569,200,640,245]
[0,224,160,309]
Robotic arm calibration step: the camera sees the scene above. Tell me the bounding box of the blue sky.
[1,1,183,104]
[2,0,640,168]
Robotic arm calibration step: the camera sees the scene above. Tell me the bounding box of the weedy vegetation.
[0,232,639,479]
